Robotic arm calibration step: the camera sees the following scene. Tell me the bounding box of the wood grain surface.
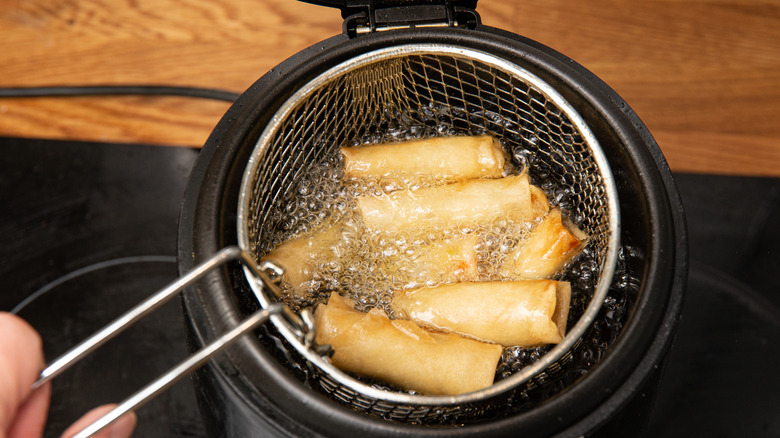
[1,0,778,176]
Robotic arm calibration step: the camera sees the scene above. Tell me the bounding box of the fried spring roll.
[341,135,507,183]
[357,173,549,234]
[500,209,588,279]
[261,224,342,297]
[391,280,571,347]
[392,234,480,287]
[314,293,503,396]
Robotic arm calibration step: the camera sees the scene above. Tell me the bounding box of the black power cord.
[0,85,241,102]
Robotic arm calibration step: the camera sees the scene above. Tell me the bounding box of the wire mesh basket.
[236,43,620,422]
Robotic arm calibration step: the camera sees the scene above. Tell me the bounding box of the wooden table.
[1,0,778,176]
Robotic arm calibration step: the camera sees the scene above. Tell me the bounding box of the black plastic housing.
[178,24,687,437]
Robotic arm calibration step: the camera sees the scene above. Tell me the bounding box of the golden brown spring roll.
[357,173,549,234]
[341,135,506,184]
[391,280,571,347]
[314,293,503,396]
[261,224,342,297]
[390,234,480,287]
[499,209,588,279]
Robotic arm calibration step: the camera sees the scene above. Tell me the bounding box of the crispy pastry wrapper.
[392,280,571,347]
[500,209,588,279]
[263,225,479,298]
[412,233,480,283]
[341,135,506,185]
[357,173,549,234]
[314,293,503,396]
[261,224,342,297]
[387,233,480,288]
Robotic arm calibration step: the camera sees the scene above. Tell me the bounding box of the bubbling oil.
[261,169,558,312]
[249,132,643,424]
[258,135,607,386]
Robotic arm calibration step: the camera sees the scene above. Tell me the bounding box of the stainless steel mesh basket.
[236,44,620,422]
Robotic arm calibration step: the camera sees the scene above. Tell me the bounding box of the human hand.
[0,312,136,438]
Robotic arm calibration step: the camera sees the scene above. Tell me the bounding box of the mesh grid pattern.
[247,54,609,259]
[239,46,616,422]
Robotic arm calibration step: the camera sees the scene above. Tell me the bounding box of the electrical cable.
[0,84,240,102]
[10,255,178,315]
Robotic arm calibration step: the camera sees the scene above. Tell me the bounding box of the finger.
[0,312,48,437]
[60,405,136,438]
[6,381,50,438]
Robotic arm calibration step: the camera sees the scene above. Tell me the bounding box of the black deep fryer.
[173,0,687,436]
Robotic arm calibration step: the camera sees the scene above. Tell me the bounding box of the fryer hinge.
[299,0,481,37]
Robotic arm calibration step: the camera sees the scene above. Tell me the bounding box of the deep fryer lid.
[299,0,480,35]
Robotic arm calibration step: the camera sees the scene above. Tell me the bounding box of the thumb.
[0,312,49,438]
[60,405,136,438]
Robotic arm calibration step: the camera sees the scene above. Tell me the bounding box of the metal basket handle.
[32,246,307,438]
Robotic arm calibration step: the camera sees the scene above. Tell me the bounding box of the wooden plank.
[0,0,777,175]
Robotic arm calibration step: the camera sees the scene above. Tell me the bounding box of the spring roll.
[314,293,503,396]
[357,173,549,234]
[500,209,588,279]
[341,135,506,184]
[387,234,480,288]
[391,280,571,347]
[261,224,342,297]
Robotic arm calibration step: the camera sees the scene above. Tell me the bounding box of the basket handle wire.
[32,246,307,438]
